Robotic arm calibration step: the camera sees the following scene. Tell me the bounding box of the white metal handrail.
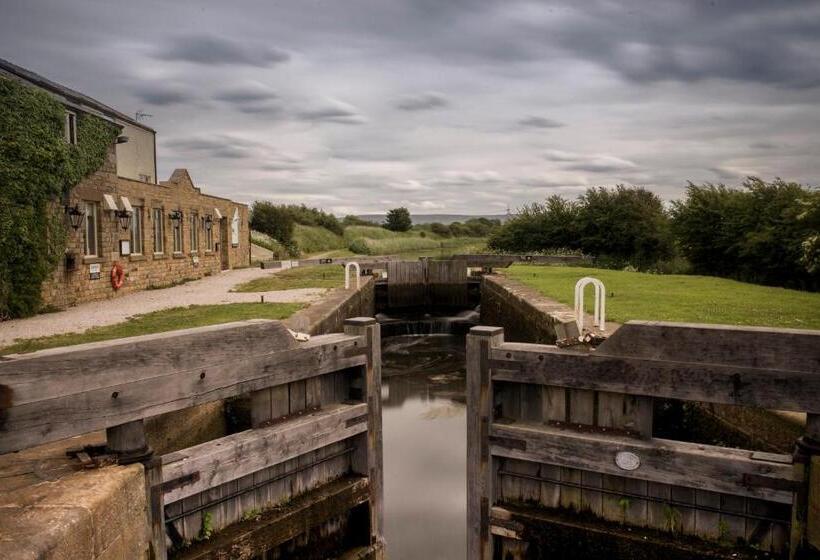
[574,277,606,334]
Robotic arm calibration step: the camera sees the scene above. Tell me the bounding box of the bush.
[577,186,673,268]
[672,178,819,289]
[430,222,451,237]
[488,195,580,253]
[250,201,296,251]
[342,215,373,227]
[489,187,673,268]
[384,207,412,232]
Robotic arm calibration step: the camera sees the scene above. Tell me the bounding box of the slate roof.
[0,57,155,133]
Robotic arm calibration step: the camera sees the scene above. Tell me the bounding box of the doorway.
[219,217,230,270]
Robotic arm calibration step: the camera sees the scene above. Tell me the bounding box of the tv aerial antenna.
[135,110,153,121]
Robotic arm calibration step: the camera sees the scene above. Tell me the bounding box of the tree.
[671,178,819,289]
[249,201,296,250]
[488,195,580,253]
[576,186,673,267]
[384,207,412,232]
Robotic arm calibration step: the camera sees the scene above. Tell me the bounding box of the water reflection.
[381,334,467,560]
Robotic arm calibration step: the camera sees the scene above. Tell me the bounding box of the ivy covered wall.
[0,76,119,318]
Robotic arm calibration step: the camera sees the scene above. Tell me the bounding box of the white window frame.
[152,208,165,255]
[130,207,144,255]
[83,201,98,257]
[65,111,77,145]
[189,212,199,254]
[231,208,240,247]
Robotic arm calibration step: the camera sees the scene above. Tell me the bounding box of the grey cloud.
[539,2,820,88]
[163,136,265,159]
[156,34,290,67]
[519,116,564,129]
[544,150,637,173]
[395,92,449,111]
[298,100,366,124]
[214,85,278,104]
[132,84,193,106]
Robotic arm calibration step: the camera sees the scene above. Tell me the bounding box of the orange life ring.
[111,262,125,290]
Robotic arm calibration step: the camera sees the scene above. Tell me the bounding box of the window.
[83,201,98,256]
[173,214,183,253]
[189,212,199,253]
[152,208,164,254]
[231,208,240,246]
[131,207,144,255]
[64,111,77,145]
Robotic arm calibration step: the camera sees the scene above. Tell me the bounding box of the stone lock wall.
[41,146,250,309]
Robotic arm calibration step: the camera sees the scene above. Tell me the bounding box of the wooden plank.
[344,318,384,547]
[145,457,167,560]
[0,332,366,453]
[467,326,504,560]
[596,321,820,373]
[162,403,369,503]
[1,320,297,401]
[490,344,820,413]
[489,420,797,503]
[174,476,371,560]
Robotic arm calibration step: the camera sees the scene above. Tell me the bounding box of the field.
[293,224,346,254]
[505,265,820,329]
[254,223,488,260]
[0,303,303,355]
[233,266,345,292]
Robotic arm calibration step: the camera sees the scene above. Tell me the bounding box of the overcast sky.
[2,1,819,214]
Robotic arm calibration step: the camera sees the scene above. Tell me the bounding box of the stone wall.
[0,434,149,560]
[286,275,376,335]
[480,274,579,344]
[41,145,250,309]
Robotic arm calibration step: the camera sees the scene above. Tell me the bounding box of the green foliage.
[342,214,373,227]
[0,76,119,318]
[488,195,580,253]
[491,186,672,266]
[250,201,297,254]
[577,186,673,268]
[384,207,412,232]
[281,204,343,235]
[671,178,819,289]
[292,223,345,254]
[251,230,293,259]
[197,511,214,541]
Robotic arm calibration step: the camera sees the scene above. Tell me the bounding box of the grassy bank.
[505,265,820,329]
[233,266,344,292]
[293,224,346,254]
[252,222,490,259]
[0,302,303,355]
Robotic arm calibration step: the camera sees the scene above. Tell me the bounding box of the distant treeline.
[249,202,501,257]
[488,178,819,291]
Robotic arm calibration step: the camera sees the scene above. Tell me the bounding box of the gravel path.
[0,267,326,347]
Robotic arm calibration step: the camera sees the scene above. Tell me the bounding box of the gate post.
[467,326,504,560]
[344,317,384,548]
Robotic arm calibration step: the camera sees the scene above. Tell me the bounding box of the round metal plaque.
[615,451,641,471]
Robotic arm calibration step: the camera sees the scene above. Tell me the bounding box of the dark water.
[381,334,467,560]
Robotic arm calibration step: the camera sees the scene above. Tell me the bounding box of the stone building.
[0,58,250,309]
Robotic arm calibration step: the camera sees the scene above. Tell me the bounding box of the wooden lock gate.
[0,317,384,559]
[467,321,820,559]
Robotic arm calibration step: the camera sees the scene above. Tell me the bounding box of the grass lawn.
[505,265,820,330]
[0,303,303,356]
[233,266,345,292]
